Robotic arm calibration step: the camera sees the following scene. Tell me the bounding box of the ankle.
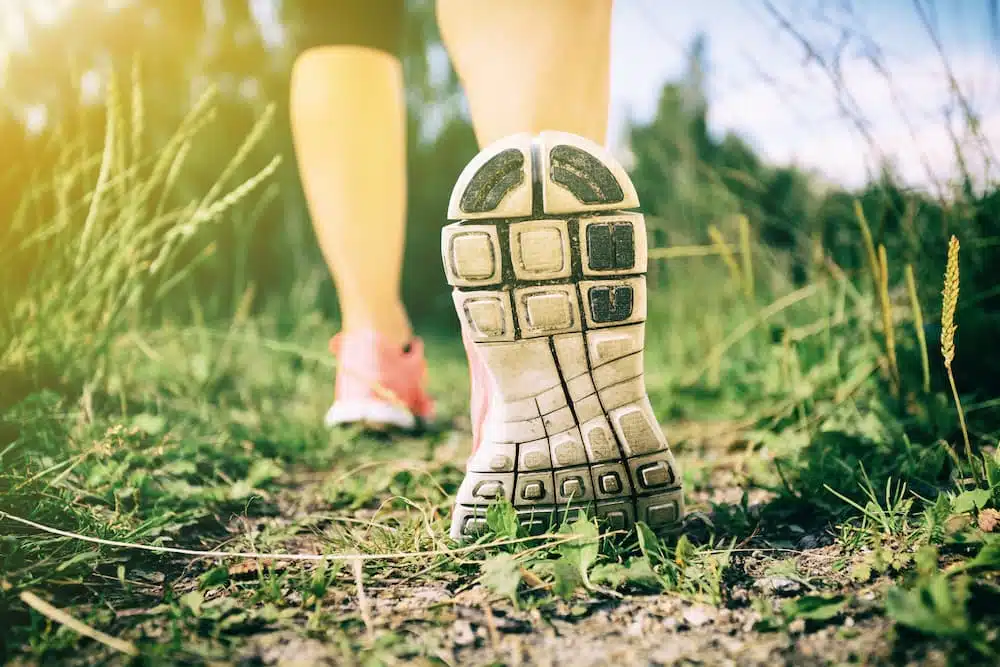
[341,310,413,350]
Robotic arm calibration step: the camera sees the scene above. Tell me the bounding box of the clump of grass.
[853,199,880,296]
[940,235,978,484]
[851,202,902,396]
[877,244,900,396]
[708,224,743,293]
[738,214,755,301]
[0,74,279,391]
[905,264,931,394]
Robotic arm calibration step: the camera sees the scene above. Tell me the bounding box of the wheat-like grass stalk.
[19,591,138,656]
[708,225,742,292]
[738,214,755,301]
[647,243,742,259]
[853,199,880,295]
[855,201,903,396]
[878,245,900,396]
[940,235,978,484]
[191,155,282,225]
[75,77,118,269]
[205,102,276,195]
[130,57,144,167]
[905,264,931,393]
[941,237,959,369]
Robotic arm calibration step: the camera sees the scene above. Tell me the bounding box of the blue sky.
[3,0,997,191]
[608,1,1000,190]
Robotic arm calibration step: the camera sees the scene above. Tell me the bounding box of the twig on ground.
[353,559,375,644]
[0,510,580,563]
[483,603,501,652]
[19,591,139,657]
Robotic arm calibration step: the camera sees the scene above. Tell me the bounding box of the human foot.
[443,131,684,540]
[325,329,435,431]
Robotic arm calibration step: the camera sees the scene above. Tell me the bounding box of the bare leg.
[436,0,613,148]
[437,0,614,453]
[437,1,684,541]
[290,46,411,346]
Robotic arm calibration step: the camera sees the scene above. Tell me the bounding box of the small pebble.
[452,620,476,647]
[729,586,750,603]
[754,576,802,596]
[650,644,684,664]
[683,604,715,628]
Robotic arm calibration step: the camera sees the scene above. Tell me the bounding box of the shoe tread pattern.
[445,132,682,540]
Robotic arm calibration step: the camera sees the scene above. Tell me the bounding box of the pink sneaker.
[445,131,685,541]
[464,331,491,455]
[325,330,435,431]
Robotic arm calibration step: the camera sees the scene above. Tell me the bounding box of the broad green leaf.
[951,488,991,514]
[674,533,695,566]
[885,574,970,638]
[635,522,662,563]
[552,558,583,599]
[199,566,229,590]
[480,553,521,603]
[781,594,848,622]
[486,499,519,540]
[591,557,660,591]
[965,537,1000,571]
[557,518,599,584]
[132,413,166,436]
[181,590,204,617]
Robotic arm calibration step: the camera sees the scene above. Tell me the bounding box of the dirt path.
[177,437,921,667]
[1,414,956,666]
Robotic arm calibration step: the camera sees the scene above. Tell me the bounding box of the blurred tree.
[0,0,476,325]
[5,3,997,399]
[629,33,753,261]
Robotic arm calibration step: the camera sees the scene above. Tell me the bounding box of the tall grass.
[0,76,280,395]
[940,235,978,484]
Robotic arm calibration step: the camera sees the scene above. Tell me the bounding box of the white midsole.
[324,400,417,430]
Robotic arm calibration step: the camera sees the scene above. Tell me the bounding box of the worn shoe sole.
[443,131,684,541]
[325,399,420,431]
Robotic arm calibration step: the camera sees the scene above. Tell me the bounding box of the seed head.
[940,235,960,369]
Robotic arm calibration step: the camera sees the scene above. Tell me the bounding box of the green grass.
[2,284,998,663]
[4,90,1000,666]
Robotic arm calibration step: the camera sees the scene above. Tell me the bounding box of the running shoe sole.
[443,131,684,541]
[325,400,421,431]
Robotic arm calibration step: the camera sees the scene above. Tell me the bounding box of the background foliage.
[0,0,477,327]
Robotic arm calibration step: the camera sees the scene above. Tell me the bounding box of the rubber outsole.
[325,399,419,431]
[443,131,684,541]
